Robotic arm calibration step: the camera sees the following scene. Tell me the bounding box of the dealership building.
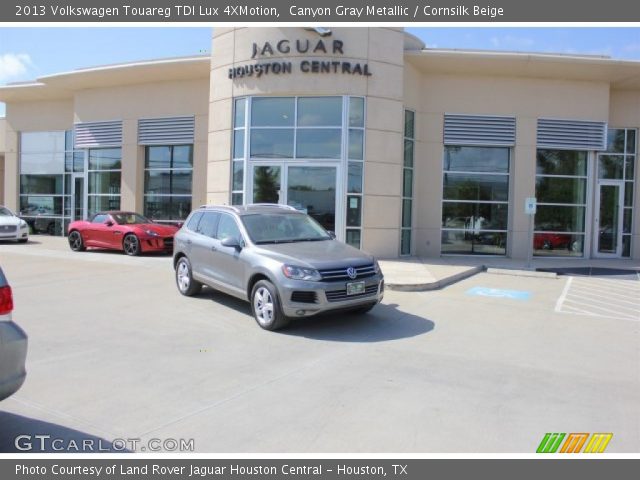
[0,27,639,260]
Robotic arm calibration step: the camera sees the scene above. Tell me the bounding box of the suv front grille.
[325,284,379,302]
[291,291,318,304]
[318,264,376,281]
[0,225,17,233]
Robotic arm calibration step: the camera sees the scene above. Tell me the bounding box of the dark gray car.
[173,205,384,330]
[0,267,27,401]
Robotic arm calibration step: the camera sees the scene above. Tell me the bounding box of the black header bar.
[2,0,640,23]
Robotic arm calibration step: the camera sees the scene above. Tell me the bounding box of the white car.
[0,206,29,243]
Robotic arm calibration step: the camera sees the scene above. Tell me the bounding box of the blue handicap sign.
[466,286,531,300]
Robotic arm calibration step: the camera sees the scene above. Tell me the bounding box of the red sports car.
[67,211,179,256]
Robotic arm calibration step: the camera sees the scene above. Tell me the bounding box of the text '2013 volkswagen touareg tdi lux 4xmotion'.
[173,205,384,330]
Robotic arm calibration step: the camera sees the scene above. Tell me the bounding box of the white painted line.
[555,308,640,322]
[555,276,573,313]
[562,297,639,320]
[569,280,640,296]
[568,286,640,307]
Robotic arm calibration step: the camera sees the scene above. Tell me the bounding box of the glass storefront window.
[88,196,121,213]
[445,146,509,173]
[348,129,364,160]
[349,98,365,128]
[348,162,363,194]
[20,175,63,195]
[297,97,342,126]
[89,148,122,170]
[143,195,192,221]
[250,129,294,158]
[252,166,281,203]
[534,149,587,257]
[442,146,510,256]
[233,130,245,159]
[401,110,415,255]
[595,129,636,257]
[251,98,295,126]
[237,96,365,247]
[144,145,193,221]
[296,129,341,159]
[19,130,76,235]
[536,150,587,176]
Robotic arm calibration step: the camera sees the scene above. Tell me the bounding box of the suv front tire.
[251,279,290,331]
[176,256,202,296]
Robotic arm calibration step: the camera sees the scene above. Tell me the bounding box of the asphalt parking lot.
[0,238,638,453]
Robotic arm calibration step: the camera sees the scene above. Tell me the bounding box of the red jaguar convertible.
[67,211,179,256]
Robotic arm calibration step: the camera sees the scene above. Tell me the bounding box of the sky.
[2,27,640,116]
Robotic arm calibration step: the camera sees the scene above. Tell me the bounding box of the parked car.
[0,206,29,243]
[68,211,178,256]
[173,204,384,331]
[0,267,28,401]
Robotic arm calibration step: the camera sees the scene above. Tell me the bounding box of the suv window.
[216,214,241,241]
[92,214,109,224]
[186,212,203,231]
[196,212,219,238]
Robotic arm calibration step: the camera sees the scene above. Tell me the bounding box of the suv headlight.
[282,265,322,282]
[144,230,159,237]
[373,259,381,274]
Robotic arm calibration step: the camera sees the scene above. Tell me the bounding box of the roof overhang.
[405,49,640,90]
[0,55,211,103]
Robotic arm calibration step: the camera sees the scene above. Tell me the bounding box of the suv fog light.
[296,309,305,316]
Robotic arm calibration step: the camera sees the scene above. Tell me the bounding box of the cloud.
[623,43,640,53]
[0,53,33,83]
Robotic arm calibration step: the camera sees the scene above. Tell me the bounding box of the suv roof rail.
[198,204,241,212]
[245,203,298,211]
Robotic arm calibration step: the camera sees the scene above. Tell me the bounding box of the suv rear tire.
[251,280,290,331]
[175,257,202,296]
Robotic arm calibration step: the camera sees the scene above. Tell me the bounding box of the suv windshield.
[112,213,151,225]
[242,213,331,244]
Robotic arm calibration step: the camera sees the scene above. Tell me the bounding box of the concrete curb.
[386,265,485,292]
[487,267,558,279]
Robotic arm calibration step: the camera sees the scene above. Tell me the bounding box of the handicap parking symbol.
[466,286,531,300]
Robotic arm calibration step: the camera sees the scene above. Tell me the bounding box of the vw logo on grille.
[346,267,358,279]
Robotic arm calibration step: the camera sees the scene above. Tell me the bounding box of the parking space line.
[568,286,640,307]
[555,276,640,322]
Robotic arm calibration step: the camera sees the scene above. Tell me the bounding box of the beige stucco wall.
[74,78,209,213]
[209,27,405,257]
[405,67,611,259]
[2,99,74,212]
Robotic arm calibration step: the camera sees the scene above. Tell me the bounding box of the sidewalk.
[380,255,640,291]
[4,235,640,291]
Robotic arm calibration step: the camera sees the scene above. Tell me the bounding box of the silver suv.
[173,204,384,330]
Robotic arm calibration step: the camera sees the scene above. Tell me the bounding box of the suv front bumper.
[278,274,384,318]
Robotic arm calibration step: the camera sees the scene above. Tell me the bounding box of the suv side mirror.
[221,236,242,251]
[327,230,336,239]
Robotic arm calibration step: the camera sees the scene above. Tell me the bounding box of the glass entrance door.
[594,181,624,256]
[249,163,340,235]
[286,166,337,233]
[71,175,86,221]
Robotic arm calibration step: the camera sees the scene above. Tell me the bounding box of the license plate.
[346,281,365,296]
